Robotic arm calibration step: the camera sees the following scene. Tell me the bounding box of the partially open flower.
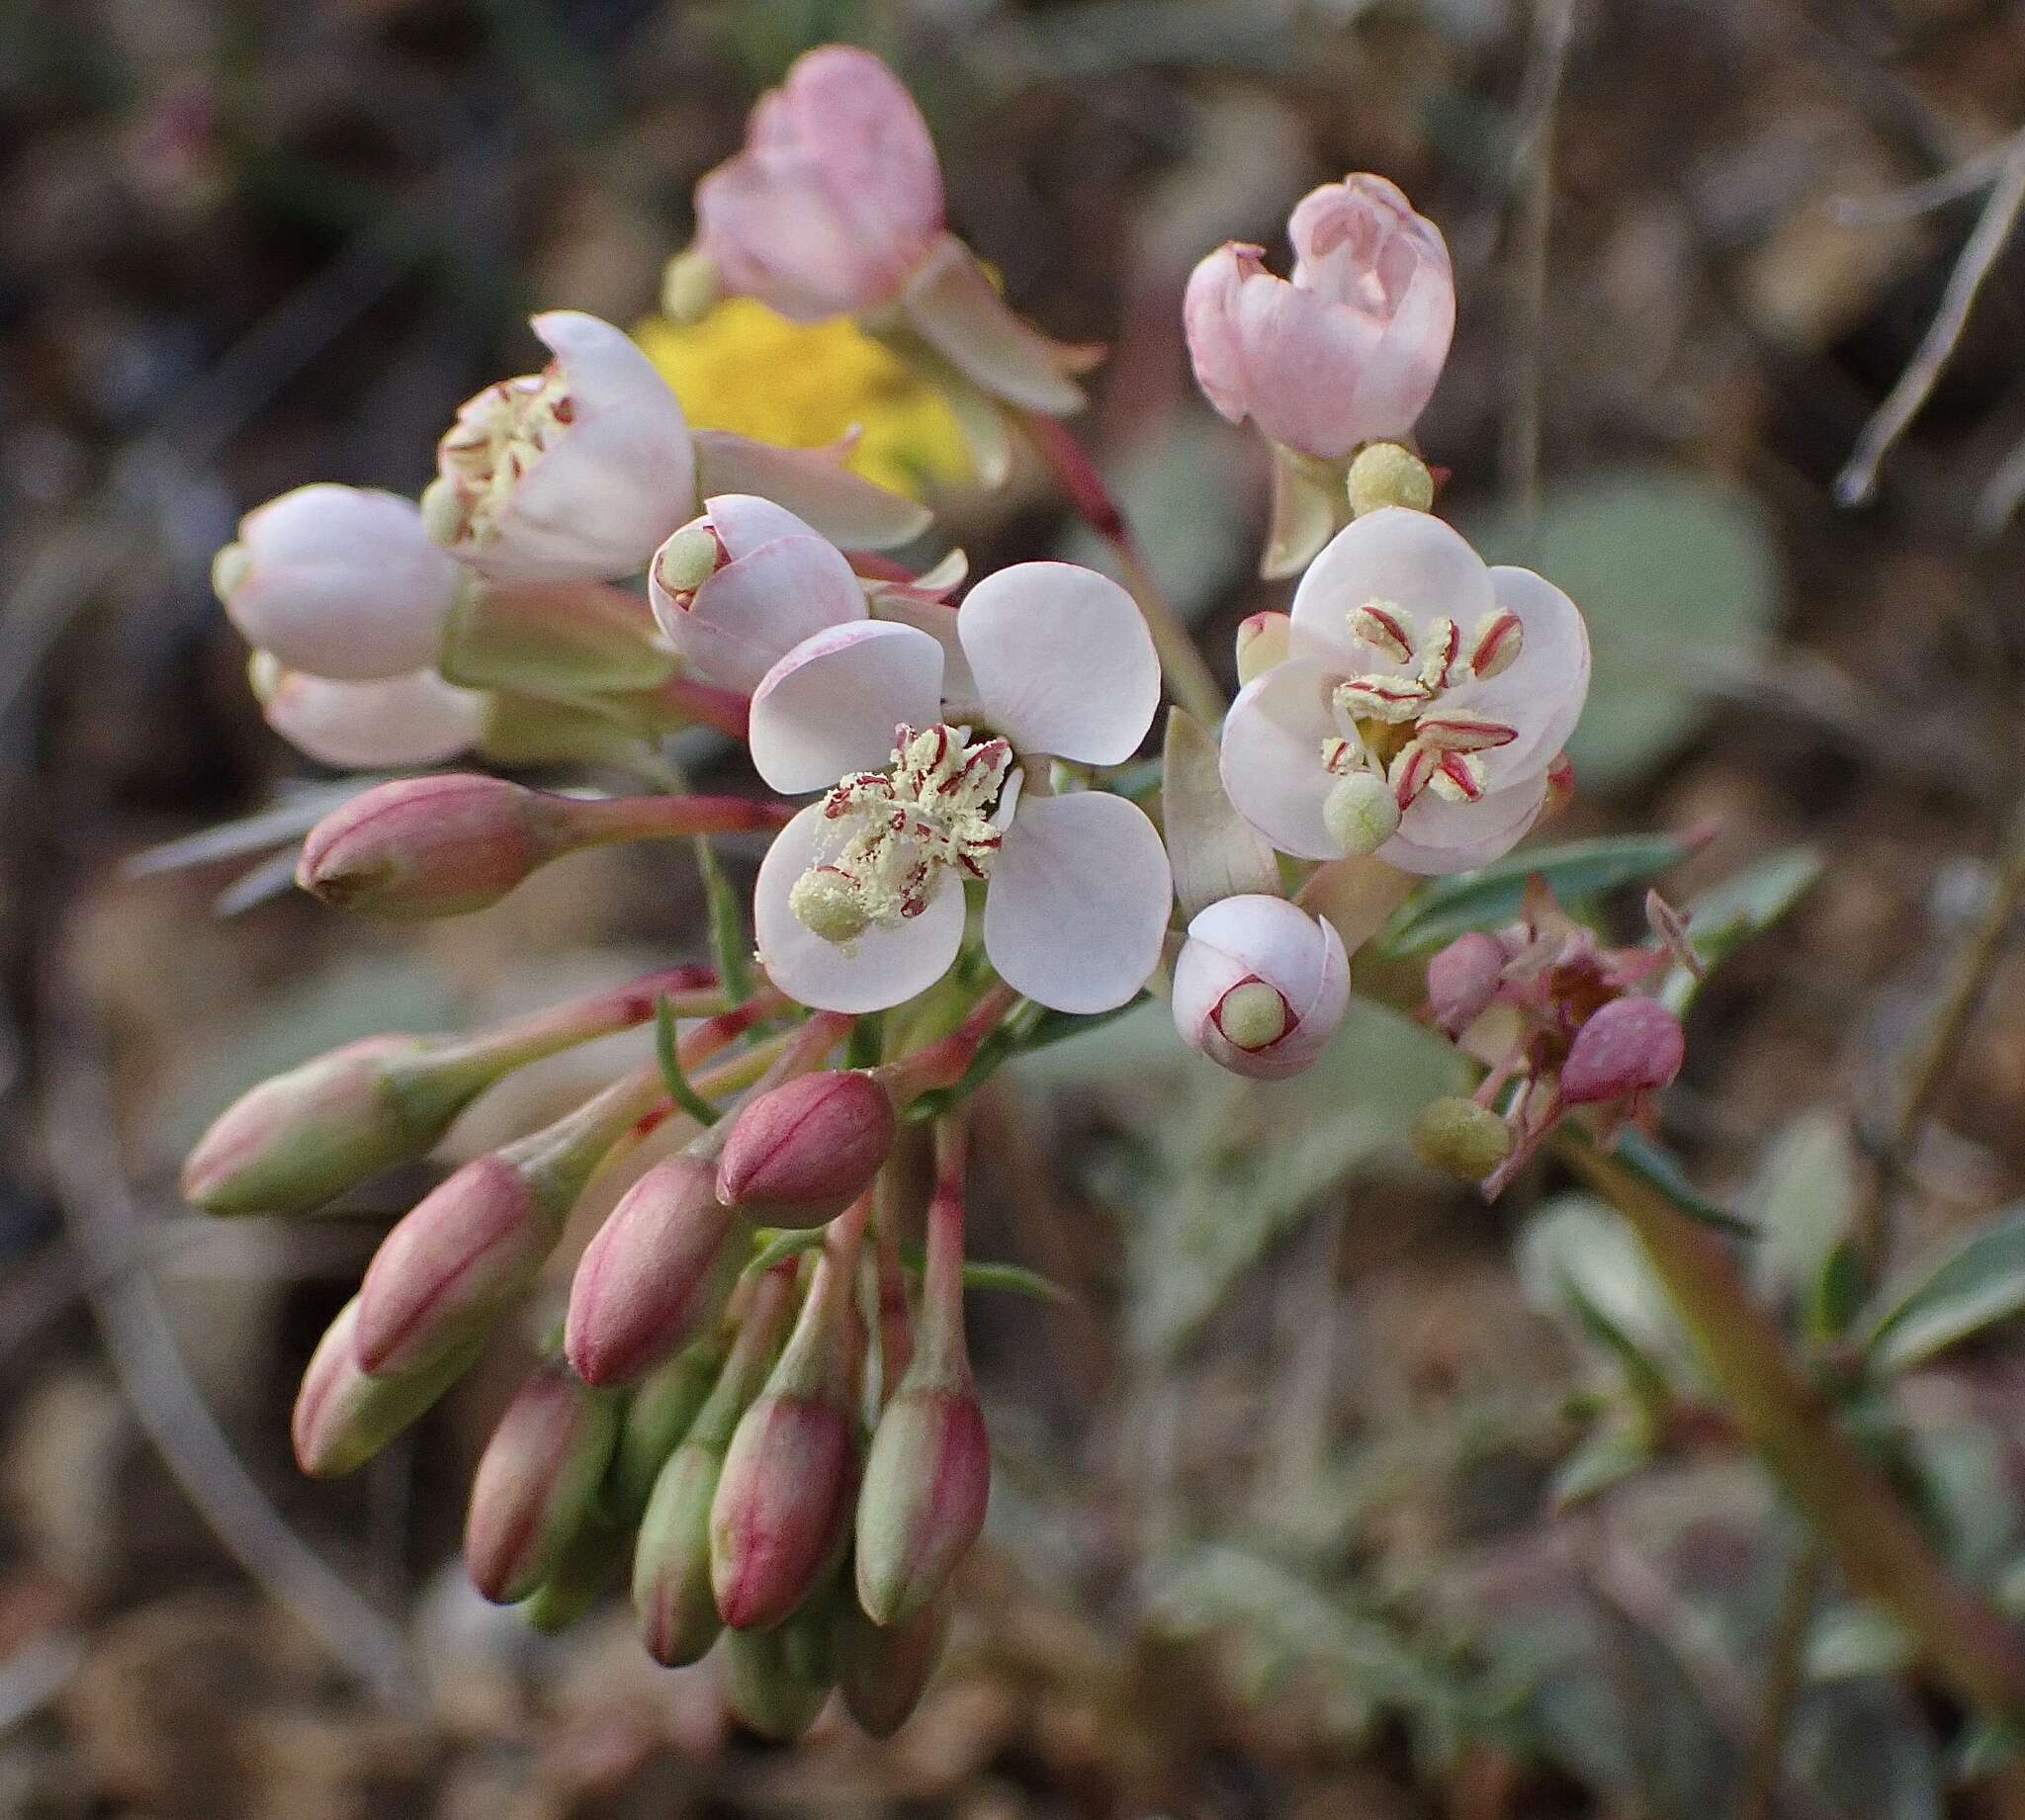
[217,484,464,681]
[1221,508,1588,873]
[251,657,484,770]
[1171,895,1351,1080]
[1184,176,1453,463]
[747,563,1171,1013]
[648,494,866,693]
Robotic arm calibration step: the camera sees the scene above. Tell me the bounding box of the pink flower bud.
[837,1592,950,1739]
[1558,997,1686,1107]
[649,495,866,694]
[695,46,944,322]
[714,1071,897,1228]
[464,1361,620,1604]
[253,660,484,770]
[216,484,461,681]
[1426,931,1509,1039]
[566,1154,740,1387]
[291,1297,477,1478]
[853,1384,990,1626]
[709,1387,856,1630]
[424,311,697,583]
[1171,895,1350,1081]
[1184,175,1453,460]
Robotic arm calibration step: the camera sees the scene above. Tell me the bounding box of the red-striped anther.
[290,1296,478,1478]
[298,772,789,921]
[854,1120,988,1626]
[713,1070,897,1229]
[566,1153,739,1386]
[633,1267,796,1666]
[838,1591,951,1738]
[710,1206,866,1629]
[1558,997,1686,1107]
[464,1360,620,1604]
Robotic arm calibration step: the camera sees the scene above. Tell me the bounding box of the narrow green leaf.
[694,837,755,1005]
[654,995,720,1128]
[1549,1422,1651,1508]
[894,1242,1074,1305]
[744,1226,825,1277]
[1863,1206,2025,1372]
[1657,845,1823,1015]
[1608,1129,1757,1238]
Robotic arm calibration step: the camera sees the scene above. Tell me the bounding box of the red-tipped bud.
[612,1340,726,1521]
[1426,931,1508,1038]
[633,1439,729,1665]
[838,1591,951,1738]
[567,1155,739,1386]
[709,1388,856,1629]
[290,1296,477,1478]
[464,1361,619,1604]
[1559,997,1685,1106]
[854,1383,990,1626]
[718,1605,836,1742]
[713,1071,897,1229]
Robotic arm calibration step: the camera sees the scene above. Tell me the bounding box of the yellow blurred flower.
[636,300,971,501]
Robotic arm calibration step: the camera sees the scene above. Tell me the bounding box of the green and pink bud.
[290,1296,478,1478]
[717,1602,836,1742]
[611,1336,728,1522]
[837,1591,950,1738]
[712,1069,897,1229]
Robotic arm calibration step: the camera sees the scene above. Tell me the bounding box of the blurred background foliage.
[5,0,2025,1814]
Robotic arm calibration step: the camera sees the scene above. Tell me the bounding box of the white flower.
[215,484,461,682]
[1171,895,1349,1080]
[251,656,485,770]
[747,563,1171,1013]
[1221,509,1588,873]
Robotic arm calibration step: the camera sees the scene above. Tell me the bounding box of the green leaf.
[654,996,721,1128]
[1806,1604,1916,1681]
[744,1227,825,1276]
[1657,846,1823,1015]
[1374,830,1698,957]
[1518,1193,1691,1385]
[1550,1422,1652,1507]
[1747,1111,1859,1318]
[894,1243,1074,1305]
[1607,1129,1757,1238]
[694,837,755,1005]
[1864,1206,2025,1372]
[1461,470,1782,789]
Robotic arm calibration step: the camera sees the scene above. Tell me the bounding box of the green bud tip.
[1346,442,1435,517]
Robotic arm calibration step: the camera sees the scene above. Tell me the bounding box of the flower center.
[789,723,1012,946]
[1316,598,1524,853]
[1212,979,1292,1053]
[433,365,575,544]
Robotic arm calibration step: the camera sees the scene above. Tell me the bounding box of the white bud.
[256,660,485,770]
[1171,894,1350,1080]
[1323,772,1401,856]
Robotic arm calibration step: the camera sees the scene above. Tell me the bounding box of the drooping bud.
[717,1603,836,1742]
[297,773,789,920]
[611,1337,729,1522]
[714,1071,897,1229]
[1426,931,1509,1038]
[291,1297,479,1478]
[1234,611,1291,685]
[1411,1096,1515,1183]
[1171,895,1351,1082]
[1346,441,1435,517]
[1323,772,1401,857]
[837,1591,950,1738]
[633,1267,796,1666]
[440,578,677,697]
[710,1207,865,1630]
[464,1360,620,1604]
[355,1066,663,1376]
[521,1513,624,1633]
[1558,997,1686,1107]
[216,484,462,682]
[566,1154,740,1387]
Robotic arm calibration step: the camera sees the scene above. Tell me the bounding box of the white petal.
[1288,508,1493,669]
[1383,773,1547,875]
[691,430,930,550]
[868,590,978,708]
[753,804,966,1012]
[747,621,943,794]
[659,532,865,694]
[704,492,826,561]
[261,666,484,770]
[899,234,1089,414]
[956,563,1160,764]
[1452,564,1590,775]
[1218,658,1341,861]
[983,792,1172,1013]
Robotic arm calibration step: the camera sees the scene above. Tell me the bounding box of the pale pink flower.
[1184,175,1453,461]
[251,657,484,770]
[696,45,944,322]
[1171,895,1349,1080]
[215,484,461,681]
[1221,508,1587,874]
[746,563,1170,1014]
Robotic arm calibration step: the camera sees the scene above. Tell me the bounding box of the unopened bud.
[1426,931,1508,1038]
[854,1384,990,1627]
[1171,895,1350,1081]
[521,1513,624,1633]
[1323,772,1401,857]
[1559,997,1685,1106]
[660,245,722,325]
[612,1338,728,1521]
[714,1071,897,1229]
[719,1604,835,1742]
[567,1154,740,1387]
[291,1296,477,1478]
[464,1361,620,1604]
[1346,441,1435,517]
[1412,1096,1514,1183]
[1234,610,1291,685]
[837,1592,950,1739]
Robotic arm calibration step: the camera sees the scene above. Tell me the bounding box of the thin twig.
[1974,422,2025,535]
[1828,141,2012,226]
[1835,126,2025,508]
[1736,1539,1827,1820]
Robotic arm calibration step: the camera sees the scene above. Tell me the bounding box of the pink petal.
[690,431,930,550]
[753,804,965,1013]
[956,563,1160,765]
[747,620,943,795]
[1218,658,1342,861]
[1450,565,1590,776]
[899,235,1090,414]
[658,528,866,695]
[260,666,484,770]
[983,792,1172,1013]
[1183,243,1262,425]
[1383,773,1548,875]
[1288,508,1493,671]
[1231,276,1380,461]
